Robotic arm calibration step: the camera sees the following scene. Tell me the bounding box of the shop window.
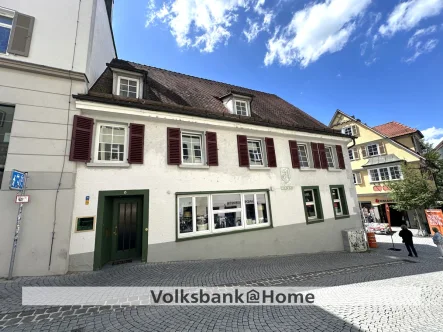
[301,187,323,223]
[330,186,349,219]
[0,105,15,187]
[177,191,271,239]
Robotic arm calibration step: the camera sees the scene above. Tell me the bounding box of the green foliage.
[388,163,438,211]
[422,140,443,201]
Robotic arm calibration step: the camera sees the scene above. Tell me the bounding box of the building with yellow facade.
[329,110,425,228]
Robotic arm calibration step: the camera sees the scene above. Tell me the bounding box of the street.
[1,228,442,332]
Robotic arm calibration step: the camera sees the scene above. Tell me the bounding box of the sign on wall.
[9,170,26,190]
[280,167,293,190]
[425,209,443,235]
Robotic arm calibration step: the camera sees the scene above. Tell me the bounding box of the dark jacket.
[399,229,414,244]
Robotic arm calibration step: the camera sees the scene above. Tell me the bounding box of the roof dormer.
[111,67,144,99]
[219,91,253,117]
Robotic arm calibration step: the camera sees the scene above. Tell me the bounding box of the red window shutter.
[206,131,218,166]
[128,123,145,164]
[311,142,321,169]
[167,127,181,165]
[237,135,249,167]
[69,115,93,162]
[265,137,277,167]
[336,145,346,169]
[318,143,328,169]
[289,140,300,168]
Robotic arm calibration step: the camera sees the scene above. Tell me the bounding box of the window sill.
[299,168,316,172]
[179,164,210,169]
[249,166,271,170]
[328,169,342,172]
[335,215,350,220]
[86,162,130,168]
[306,219,324,224]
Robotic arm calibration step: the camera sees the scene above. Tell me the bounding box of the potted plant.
[197,216,208,231]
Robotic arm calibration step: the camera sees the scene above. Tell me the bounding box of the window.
[348,148,359,161]
[342,126,353,136]
[0,13,13,54]
[341,125,359,136]
[367,144,379,156]
[369,166,403,183]
[235,100,248,116]
[182,133,204,165]
[118,77,139,98]
[298,144,310,168]
[348,149,354,161]
[302,187,323,223]
[177,191,271,238]
[325,146,335,168]
[353,173,362,185]
[95,123,128,163]
[330,186,349,219]
[0,105,15,186]
[248,139,265,166]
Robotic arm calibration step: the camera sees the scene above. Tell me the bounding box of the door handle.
[145,228,148,232]
[113,226,117,236]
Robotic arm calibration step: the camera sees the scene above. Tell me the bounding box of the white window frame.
[298,143,310,168]
[181,131,205,165]
[353,172,362,184]
[367,143,380,157]
[234,99,250,116]
[93,122,129,164]
[304,189,317,220]
[331,187,344,216]
[177,192,271,239]
[325,145,335,168]
[0,8,14,54]
[247,138,266,167]
[368,165,403,183]
[117,76,140,98]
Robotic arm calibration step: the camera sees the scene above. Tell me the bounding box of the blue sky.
[113,0,443,146]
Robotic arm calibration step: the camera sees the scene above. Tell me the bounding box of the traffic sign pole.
[8,172,28,280]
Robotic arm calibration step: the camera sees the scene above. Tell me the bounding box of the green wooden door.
[111,197,143,262]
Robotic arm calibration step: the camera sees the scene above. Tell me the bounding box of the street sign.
[15,195,30,203]
[9,170,26,190]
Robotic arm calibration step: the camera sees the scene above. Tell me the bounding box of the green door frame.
[94,189,149,270]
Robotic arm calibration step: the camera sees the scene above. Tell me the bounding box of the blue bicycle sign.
[9,170,26,191]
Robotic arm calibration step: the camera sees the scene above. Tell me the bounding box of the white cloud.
[379,0,443,37]
[243,0,274,42]
[365,56,378,66]
[404,38,438,62]
[146,0,255,52]
[422,127,443,146]
[366,12,382,36]
[407,24,437,46]
[360,41,368,55]
[264,0,372,67]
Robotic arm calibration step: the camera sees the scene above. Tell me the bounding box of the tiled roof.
[77,58,346,137]
[362,154,402,167]
[372,121,420,138]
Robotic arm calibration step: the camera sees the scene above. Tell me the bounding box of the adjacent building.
[435,140,443,158]
[0,0,116,277]
[329,110,426,228]
[67,59,362,271]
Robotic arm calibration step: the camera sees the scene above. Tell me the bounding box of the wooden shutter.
[128,123,145,164]
[237,135,249,167]
[353,148,360,160]
[69,115,93,162]
[318,143,328,169]
[336,145,346,169]
[311,143,321,169]
[265,137,277,167]
[7,12,35,57]
[289,140,300,168]
[206,131,218,166]
[361,146,368,158]
[351,125,360,137]
[379,142,387,155]
[167,128,181,165]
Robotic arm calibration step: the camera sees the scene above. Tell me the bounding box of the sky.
[112,0,443,146]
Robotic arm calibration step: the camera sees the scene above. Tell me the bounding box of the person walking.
[398,224,418,257]
[432,227,443,259]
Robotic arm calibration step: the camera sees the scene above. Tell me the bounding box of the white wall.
[69,103,360,257]
[0,0,115,84]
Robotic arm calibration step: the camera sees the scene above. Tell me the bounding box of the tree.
[422,141,443,201]
[388,163,438,235]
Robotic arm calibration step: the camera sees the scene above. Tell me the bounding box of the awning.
[362,154,403,167]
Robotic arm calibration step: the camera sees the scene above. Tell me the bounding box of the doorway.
[94,190,149,270]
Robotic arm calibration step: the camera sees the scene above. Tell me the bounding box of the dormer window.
[235,100,249,116]
[118,77,139,98]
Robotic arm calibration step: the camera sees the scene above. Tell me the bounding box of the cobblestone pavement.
[1,228,442,331]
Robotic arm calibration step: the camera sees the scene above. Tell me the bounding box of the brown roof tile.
[372,121,419,138]
[79,58,346,137]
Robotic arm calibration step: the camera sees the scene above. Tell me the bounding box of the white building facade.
[0,0,116,277]
[67,60,363,271]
